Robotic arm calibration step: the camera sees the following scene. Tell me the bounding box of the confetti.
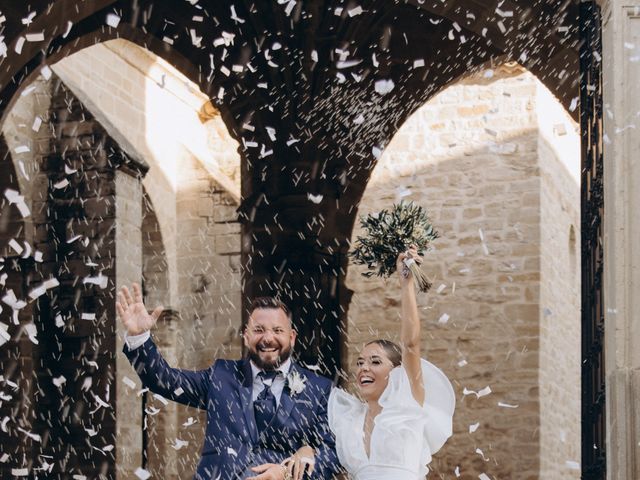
[106,13,121,28]
[134,468,151,480]
[374,79,395,95]
[26,32,45,42]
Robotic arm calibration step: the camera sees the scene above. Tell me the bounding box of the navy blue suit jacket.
[124,338,340,479]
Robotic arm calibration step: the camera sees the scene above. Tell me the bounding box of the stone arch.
[0,2,584,377]
[345,63,581,479]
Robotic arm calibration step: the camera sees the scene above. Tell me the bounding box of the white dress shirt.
[125,331,292,406]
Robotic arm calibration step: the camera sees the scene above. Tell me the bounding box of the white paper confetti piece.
[81,313,96,321]
[463,386,492,398]
[436,284,446,294]
[9,239,23,255]
[171,438,189,450]
[14,145,30,154]
[183,417,197,426]
[0,324,10,346]
[123,377,136,389]
[153,394,169,405]
[83,274,108,289]
[284,0,296,16]
[28,285,46,300]
[457,359,467,367]
[174,387,184,396]
[22,12,37,25]
[11,468,29,476]
[230,5,245,24]
[17,427,40,442]
[32,116,42,132]
[413,59,425,68]
[476,448,489,461]
[40,66,52,81]
[134,468,151,480]
[469,422,480,433]
[479,474,491,480]
[498,401,519,408]
[53,375,66,387]
[63,21,73,38]
[2,290,26,311]
[566,461,580,470]
[307,193,323,204]
[374,79,395,95]
[26,32,45,42]
[569,97,579,112]
[145,406,161,415]
[348,6,363,16]
[53,179,69,189]
[5,189,30,218]
[266,127,277,141]
[478,386,492,397]
[106,13,121,28]
[15,37,26,54]
[438,313,450,324]
[55,314,64,327]
[454,466,460,477]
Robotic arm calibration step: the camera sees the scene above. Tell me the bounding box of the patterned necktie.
[254,370,278,432]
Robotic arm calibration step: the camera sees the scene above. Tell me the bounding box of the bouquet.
[350,201,439,292]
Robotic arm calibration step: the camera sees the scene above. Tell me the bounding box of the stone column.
[114,167,146,478]
[600,0,640,478]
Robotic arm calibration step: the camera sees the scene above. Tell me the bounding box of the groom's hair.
[248,296,293,326]
[367,339,402,367]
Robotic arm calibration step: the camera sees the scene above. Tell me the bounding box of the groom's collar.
[249,357,292,381]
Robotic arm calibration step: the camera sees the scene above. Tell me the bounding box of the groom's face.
[244,308,296,370]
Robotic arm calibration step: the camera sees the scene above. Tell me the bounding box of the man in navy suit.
[118,283,340,480]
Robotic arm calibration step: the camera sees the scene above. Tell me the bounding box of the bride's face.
[355,343,396,402]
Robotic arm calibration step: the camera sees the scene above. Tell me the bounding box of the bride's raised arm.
[398,246,426,406]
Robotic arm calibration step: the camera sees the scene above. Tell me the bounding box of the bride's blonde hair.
[367,340,402,367]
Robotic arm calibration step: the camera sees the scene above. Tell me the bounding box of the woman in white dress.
[328,247,455,480]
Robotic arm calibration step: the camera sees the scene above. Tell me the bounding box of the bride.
[328,246,455,480]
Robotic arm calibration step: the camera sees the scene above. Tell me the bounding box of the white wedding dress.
[328,359,455,480]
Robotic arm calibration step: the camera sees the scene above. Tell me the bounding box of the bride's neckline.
[362,403,383,459]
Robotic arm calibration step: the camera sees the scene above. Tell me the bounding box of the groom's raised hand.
[116,282,163,335]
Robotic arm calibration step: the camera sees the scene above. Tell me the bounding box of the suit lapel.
[238,359,258,443]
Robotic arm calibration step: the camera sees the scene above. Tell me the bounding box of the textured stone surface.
[346,68,580,480]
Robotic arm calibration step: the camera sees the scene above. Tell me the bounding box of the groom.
[118,283,340,480]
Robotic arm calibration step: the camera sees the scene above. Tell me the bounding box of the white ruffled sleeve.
[379,359,455,458]
[328,388,367,475]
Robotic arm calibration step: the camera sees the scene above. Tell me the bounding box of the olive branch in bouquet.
[349,201,439,292]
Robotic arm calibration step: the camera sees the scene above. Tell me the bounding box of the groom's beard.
[247,343,293,371]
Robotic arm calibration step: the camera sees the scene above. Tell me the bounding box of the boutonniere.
[287,370,307,396]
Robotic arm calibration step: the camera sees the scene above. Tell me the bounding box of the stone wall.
[536,81,582,478]
[346,66,580,479]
